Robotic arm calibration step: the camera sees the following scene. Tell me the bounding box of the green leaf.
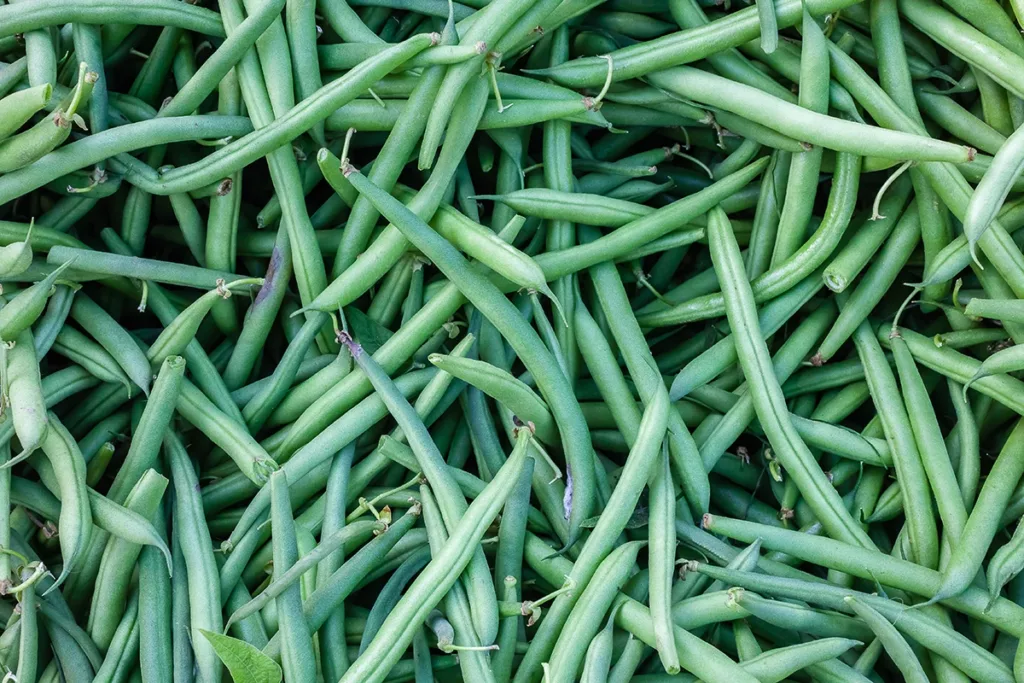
[200,630,282,683]
[581,506,649,529]
[344,306,393,355]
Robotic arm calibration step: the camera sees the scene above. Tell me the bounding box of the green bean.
[69,294,151,396]
[92,588,139,683]
[138,499,171,683]
[51,327,131,393]
[430,204,558,306]
[418,483,497,683]
[47,247,253,292]
[771,8,828,266]
[701,514,1024,637]
[339,163,597,549]
[125,34,435,200]
[962,119,1024,252]
[512,379,670,681]
[697,300,837,468]
[359,547,430,653]
[339,428,529,683]
[963,297,1024,324]
[822,181,913,294]
[706,205,872,547]
[647,68,971,162]
[548,541,646,681]
[831,39,1024,298]
[692,560,1015,683]
[337,331,498,643]
[585,225,710,518]
[165,432,222,683]
[645,448,680,672]
[815,207,921,362]
[332,12,455,277]
[734,591,873,640]
[962,343,1024,395]
[428,354,556,443]
[666,0,797,101]
[262,506,421,660]
[930,418,1024,603]
[223,519,383,631]
[989,514,1024,606]
[0,260,73,342]
[268,471,316,681]
[15,566,39,683]
[34,412,91,590]
[228,368,434,547]
[854,318,939,567]
[579,605,619,683]
[87,469,167,650]
[242,312,326,432]
[899,0,1024,102]
[0,83,50,140]
[479,188,652,227]
[0,0,224,38]
[105,357,183,507]
[7,330,48,461]
[915,87,1006,155]
[176,379,277,484]
[892,332,967,548]
[418,0,536,169]
[638,153,859,327]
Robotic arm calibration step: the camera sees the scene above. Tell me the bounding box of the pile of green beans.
[6,0,1024,681]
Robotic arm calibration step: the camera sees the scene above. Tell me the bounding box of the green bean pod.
[579,605,619,683]
[338,331,499,644]
[0,260,73,342]
[770,8,828,266]
[706,206,872,548]
[340,163,597,551]
[87,469,167,650]
[7,330,48,460]
[175,380,278,485]
[963,122,1024,258]
[988,515,1024,605]
[0,220,34,278]
[428,354,557,444]
[268,471,317,681]
[165,432,222,683]
[0,64,95,173]
[16,567,39,683]
[0,83,52,140]
[51,327,132,394]
[339,428,530,683]
[262,506,422,659]
[69,293,152,396]
[147,278,262,365]
[36,413,91,590]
